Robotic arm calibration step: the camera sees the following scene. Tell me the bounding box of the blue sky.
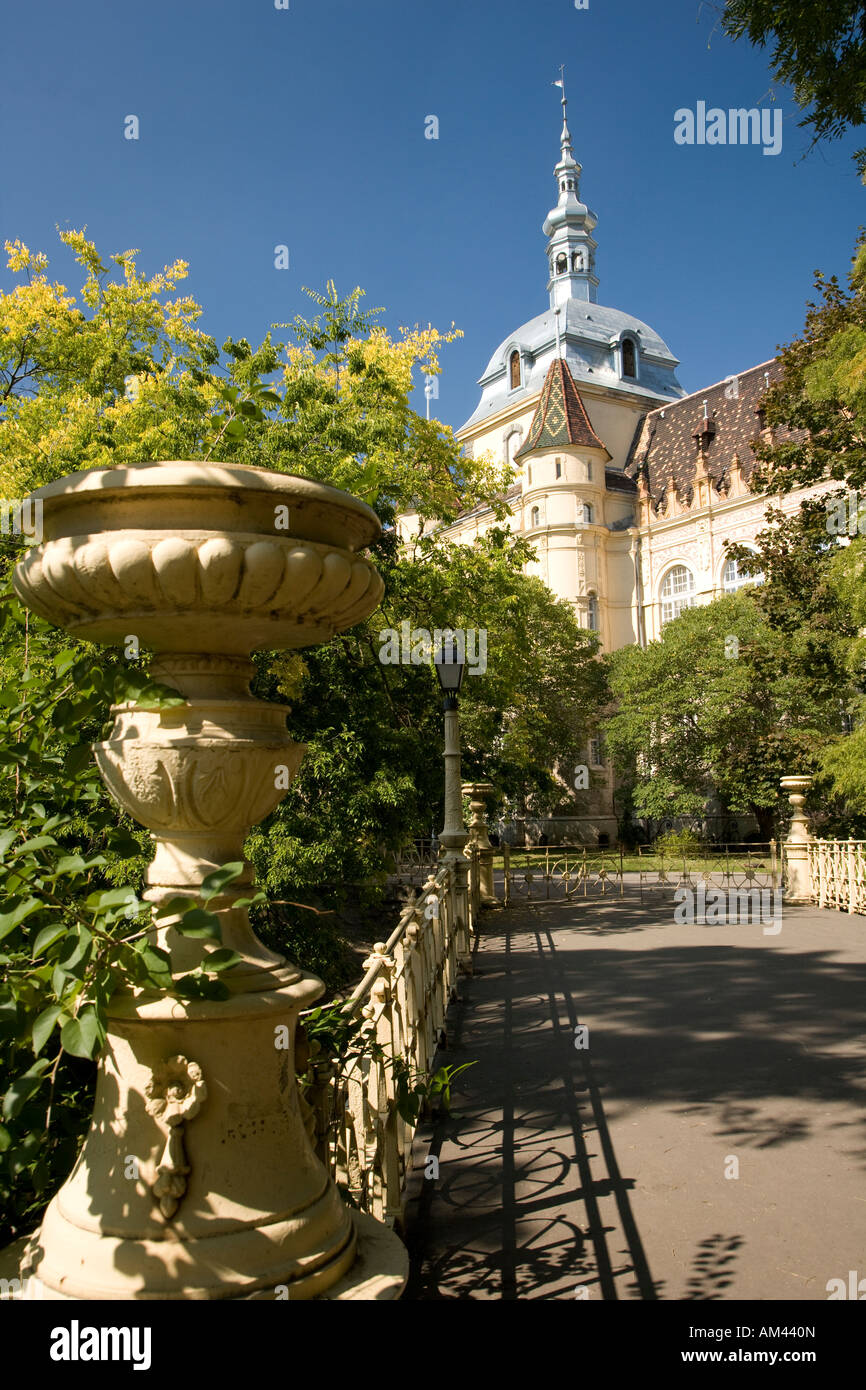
[2,0,863,433]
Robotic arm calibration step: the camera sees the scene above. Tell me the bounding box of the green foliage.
[722,0,866,176]
[605,591,843,838]
[719,232,866,826]
[654,829,704,859]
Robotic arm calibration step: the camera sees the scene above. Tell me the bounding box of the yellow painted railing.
[300,848,479,1228]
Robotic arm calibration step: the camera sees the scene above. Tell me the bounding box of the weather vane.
[553,64,567,113]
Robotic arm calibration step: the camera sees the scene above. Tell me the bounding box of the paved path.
[403,891,866,1300]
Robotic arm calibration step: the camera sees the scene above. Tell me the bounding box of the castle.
[412,88,809,844]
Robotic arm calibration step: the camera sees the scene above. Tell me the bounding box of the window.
[622,338,637,379]
[587,593,599,631]
[504,429,522,465]
[723,555,763,592]
[556,253,568,274]
[586,461,592,481]
[555,458,562,479]
[589,735,603,767]
[527,465,532,484]
[660,565,695,624]
[582,502,593,524]
[571,249,585,271]
[530,506,540,528]
[509,351,521,390]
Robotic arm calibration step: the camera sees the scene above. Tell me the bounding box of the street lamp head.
[433,635,466,695]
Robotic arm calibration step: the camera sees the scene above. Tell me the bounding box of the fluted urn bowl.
[12,461,384,654]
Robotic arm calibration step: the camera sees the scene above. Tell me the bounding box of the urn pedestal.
[10,461,408,1300]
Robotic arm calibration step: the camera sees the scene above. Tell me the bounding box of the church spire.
[545,69,599,309]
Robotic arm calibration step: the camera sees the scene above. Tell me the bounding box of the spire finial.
[552,65,572,154]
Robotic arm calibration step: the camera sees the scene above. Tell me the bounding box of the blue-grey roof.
[460,300,686,433]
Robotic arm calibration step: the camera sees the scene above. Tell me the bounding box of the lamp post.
[433,636,471,964]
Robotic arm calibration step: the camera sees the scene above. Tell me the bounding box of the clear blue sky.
[2,0,863,432]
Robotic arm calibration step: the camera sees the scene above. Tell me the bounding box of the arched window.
[504,428,522,465]
[660,565,696,624]
[509,350,521,390]
[582,502,593,524]
[622,337,637,379]
[571,249,584,272]
[723,555,763,592]
[530,506,540,528]
[556,253,568,274]
[587,593,599,631]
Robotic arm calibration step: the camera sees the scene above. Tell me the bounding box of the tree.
[721,0,866,176]
[604,591,842,840]
[722,232,866,824]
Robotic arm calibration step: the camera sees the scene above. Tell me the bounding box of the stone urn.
[10,461,408,1300]
[462,781,497,905]
[779,774,813,905]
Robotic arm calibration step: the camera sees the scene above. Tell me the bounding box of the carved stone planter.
[11,461,407,1300]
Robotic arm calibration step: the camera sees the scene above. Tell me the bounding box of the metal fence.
[636,842,780,903]
[500,843,624,904]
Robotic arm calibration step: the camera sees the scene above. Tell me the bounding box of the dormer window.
[622,337,637,379]
[509,350,521,390]
[556,253,568,274]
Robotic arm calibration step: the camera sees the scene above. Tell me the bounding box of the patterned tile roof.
[624,359,792,507]
[515,358,611,460]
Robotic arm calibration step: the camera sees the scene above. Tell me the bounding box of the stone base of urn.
[11,982,406,1301]
[5,461,410,1301]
